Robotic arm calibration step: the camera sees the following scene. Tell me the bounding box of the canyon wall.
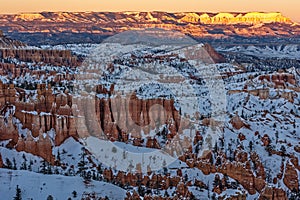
[0,49,80,66]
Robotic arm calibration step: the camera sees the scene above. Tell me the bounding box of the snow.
[0,33,299,199]
[52,137,85,168]
[217,44,300,59]
[83,136,177,173]
[0,168,126,200]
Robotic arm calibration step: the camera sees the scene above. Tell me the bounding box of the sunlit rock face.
[9,12,292,25]
[0,11,298,43]
[179,12,291,24]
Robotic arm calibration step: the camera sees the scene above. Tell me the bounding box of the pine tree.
[78,147,87,176]
[46,162,53,174]
[46,195,54,200]
[5,158,12,169]
[164,191,169,197]
[280,145,286,156]
[28,160,33,171]
[13,158,17,170]
[207,181,210,199]
[214,142,218,153]
[20,154,27,170]
[40,160,47,174]
[57,150,61,161]
[212,193,217,200]
[184,174,188,182]
[72,191,77,198]
[162,159,168,175]
[92,170,97,180]
[14,185,22,200]
[249,141,253,152]
[275,131,279,143]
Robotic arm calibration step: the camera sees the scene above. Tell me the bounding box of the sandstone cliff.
[0,12,298,45]
[0,49,80,66]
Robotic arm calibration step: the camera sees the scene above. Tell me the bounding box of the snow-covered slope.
[217,44,300,59]
[0,168,126,200]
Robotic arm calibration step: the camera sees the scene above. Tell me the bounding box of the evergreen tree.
[184,174,188,182]
[195,143,200,154]
[46,195,54,200]
[212,193,217,200]
[213,175,220,188]
[92,170,97,180]
[13,158,17,170]
[207,181,210,199]
[46,163,53,175]
[249,141,253,152]
[224,174,229,188]
[56,150,61,161]
[40,160,47,174]
[162,159,168,175]
[72,191,77,198]
[5,158,12,169]
[280,145,286,156]
[20,154,27,170]
[214,142,218,154]
[14,185,22,200]
[78,147,87,176]
[138,185,145,197]
[275,131,279,143]
[28,160,33,171]
[164,191,169,197]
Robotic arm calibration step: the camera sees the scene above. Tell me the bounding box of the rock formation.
[284,163,299,191]
[0,49,80,66]
[0,82,78,162]
[0,12,299,45]
[259,187,288,200]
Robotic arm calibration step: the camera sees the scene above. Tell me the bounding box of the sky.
[0,0,299,22]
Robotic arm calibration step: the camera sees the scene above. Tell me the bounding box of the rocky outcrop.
[16,133,54,163]
[225,193,247,200]
[0,49,80,66]
[219,162,264,195]
[283,163,299,191]
[0,62,76,83]
[250,152,266,179]
[105,168,182,191]
[92,90,181,145]
[229,115,250,130]
[259,187,288,200]
[183,151,266,195]
[0,82,78,162]
[259,73,297,88]
[229,71,299,102]
[202,43,226,63]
